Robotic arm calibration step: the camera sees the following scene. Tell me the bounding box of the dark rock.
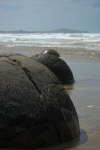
[0,54,80,148]
[42,49,60,57]
[31,49,75,85]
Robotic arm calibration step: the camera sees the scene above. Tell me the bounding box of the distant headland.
[0,28,88,33]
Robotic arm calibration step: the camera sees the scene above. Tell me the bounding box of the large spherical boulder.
[0,54,79,148]
[31,49,75,85]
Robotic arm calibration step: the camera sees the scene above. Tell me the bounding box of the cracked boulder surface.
[0,54,80,148]
[31,49,75,85]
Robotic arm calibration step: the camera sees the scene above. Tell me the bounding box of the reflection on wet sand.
[35,129,88,150]
[64,84,74,91]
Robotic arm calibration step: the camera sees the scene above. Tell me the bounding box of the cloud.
[94,1,100,7]
[63,0,100,7]
[0,4,19,11]
[0,0,21,11]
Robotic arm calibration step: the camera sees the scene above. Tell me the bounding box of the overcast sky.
[0,0,100,32]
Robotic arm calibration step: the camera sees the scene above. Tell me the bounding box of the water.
[64,56,100,150]
[0,33,100,51]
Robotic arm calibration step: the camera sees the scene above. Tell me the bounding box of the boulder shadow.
[39,129,88,150]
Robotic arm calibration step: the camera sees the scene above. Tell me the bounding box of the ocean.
[0,33,100,51]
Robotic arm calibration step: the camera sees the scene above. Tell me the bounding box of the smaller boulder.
[31,49,75,85]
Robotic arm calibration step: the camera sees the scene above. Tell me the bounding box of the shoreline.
[0,46,100,59]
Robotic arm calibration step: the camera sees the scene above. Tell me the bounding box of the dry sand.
[0,46,100,150]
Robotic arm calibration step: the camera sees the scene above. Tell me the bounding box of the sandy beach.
[0,46,100,150]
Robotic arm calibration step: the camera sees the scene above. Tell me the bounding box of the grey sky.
[0,0,100,32]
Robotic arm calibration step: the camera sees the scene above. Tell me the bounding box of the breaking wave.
[0,33,100,51]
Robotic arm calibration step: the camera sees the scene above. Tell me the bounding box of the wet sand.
[0,46,100,149]
[64,55,100,150]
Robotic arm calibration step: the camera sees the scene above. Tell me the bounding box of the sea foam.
[0,33,100,51]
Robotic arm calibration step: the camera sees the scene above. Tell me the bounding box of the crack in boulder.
[22,67,42,95]
[6,56,42,95]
